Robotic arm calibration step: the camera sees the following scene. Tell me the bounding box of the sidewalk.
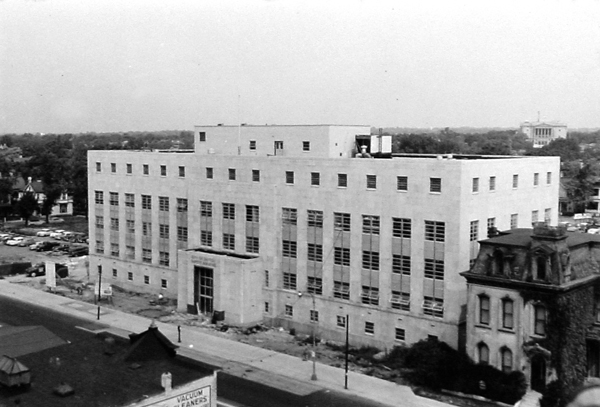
[0,279,451,407]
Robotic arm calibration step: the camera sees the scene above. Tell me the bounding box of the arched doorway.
[530,355,547,392]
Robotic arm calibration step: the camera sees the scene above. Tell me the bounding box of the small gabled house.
[12,176,73,216]
[462,224,600,395]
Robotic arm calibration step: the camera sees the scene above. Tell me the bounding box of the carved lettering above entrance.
[191,255,217,268]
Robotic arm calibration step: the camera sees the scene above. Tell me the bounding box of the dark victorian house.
[462,223,600,395]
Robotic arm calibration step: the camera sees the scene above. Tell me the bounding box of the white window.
[479,295,490,325]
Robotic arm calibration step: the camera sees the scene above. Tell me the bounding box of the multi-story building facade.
[462,224,600,393]
[520,121,568,148]
[88,124,559,348]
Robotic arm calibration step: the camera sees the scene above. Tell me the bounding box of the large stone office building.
[88,124,559,348]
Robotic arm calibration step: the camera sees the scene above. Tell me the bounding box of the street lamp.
[310,292,317,381]
[97,265,102,320]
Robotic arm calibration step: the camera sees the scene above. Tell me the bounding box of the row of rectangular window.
[279,274,440,316]
[478,295,546,337]
[95,242,170,266]
[278,303,420,340]
[96,162,186,178]
[95,191,188,212]
[472,172,552,193]
[97,160,552,193]
[100,195,434,242]
[281,307,406,340]
[109,267,168,288]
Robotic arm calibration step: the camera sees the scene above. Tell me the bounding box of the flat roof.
[391,153,527,160]
[482,228,600,247]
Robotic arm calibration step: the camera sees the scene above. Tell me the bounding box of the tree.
[15,192,38,226]
[566,163,599,213]
[40,184,63,223]
[533,138,581,162]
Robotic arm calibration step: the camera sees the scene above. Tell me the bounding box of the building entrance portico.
[179,247,263,327]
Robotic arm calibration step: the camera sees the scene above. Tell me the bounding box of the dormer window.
[493,249,504,275]
[536,256,547,280]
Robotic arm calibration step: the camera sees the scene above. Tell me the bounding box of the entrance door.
[194,266,214,314]
[530,355,547,392]
[274,141,284,155]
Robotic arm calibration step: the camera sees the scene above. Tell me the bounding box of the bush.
[351,345,380,361]
[385,345,409,370]
[539,381,563,407]
[398,338,526,404]
[467,364,527,405]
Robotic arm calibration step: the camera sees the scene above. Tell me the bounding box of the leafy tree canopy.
[15,191,38,225]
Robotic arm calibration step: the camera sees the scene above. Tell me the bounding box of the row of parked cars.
[0,231,88,256]
[35,229,87,242]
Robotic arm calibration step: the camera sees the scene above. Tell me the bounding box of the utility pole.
[344,314,349,389]
[97,265,102,320]
[311,293,318,381]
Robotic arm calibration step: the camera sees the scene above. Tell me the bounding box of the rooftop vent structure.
[0,355,31,388]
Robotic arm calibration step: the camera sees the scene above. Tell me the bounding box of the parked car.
[65,233,87,243]
[28,219,44,226]
[49,217,65,223]
[26,262,68,278]
[52,243,71,253]
[29,242,44,251]
[18,238,36,247]
[68,245,89,257]
[0,233,13,242]
[36,229,52,237]
[5,237,24,246]
[49,230,66,239]
[35,241,61,252]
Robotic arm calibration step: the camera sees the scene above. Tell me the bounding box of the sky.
[1,0,600,134]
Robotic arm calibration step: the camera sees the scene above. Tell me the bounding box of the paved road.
[0,296,388,407]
